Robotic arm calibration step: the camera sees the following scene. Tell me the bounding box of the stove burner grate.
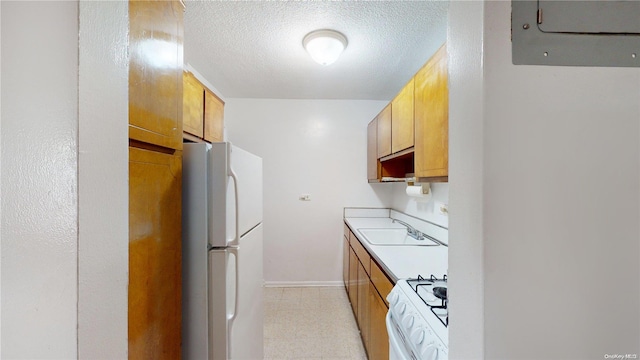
[407,274,449,327]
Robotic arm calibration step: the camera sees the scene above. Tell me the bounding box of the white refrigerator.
[182,142,264,360]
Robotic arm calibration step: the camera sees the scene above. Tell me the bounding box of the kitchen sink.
[357,228,439,246]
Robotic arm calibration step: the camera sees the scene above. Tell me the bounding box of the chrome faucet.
[392,219,425,240]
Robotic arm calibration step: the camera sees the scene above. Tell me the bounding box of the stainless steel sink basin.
[357,228,439,246]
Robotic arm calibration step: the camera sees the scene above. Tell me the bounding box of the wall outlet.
[299,194,311,201]
[435,202,448,216]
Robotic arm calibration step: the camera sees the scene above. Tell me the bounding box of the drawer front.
[350,232,370,276]
[371,260,394,305]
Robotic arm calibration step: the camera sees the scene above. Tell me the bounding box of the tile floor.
[264,286,367,360]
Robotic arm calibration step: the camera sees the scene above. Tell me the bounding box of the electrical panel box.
[512,0,640,67]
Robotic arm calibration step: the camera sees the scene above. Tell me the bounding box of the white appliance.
[386,275,448,360]
[182,142,264,360]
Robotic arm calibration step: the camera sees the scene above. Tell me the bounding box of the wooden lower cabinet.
[343,237,349,287]
[343,223,391,360]
[348,246,358,313]
[357,261,371,351]
[369,282,390,360]
[129,147,182,359]
[371,260,394,306]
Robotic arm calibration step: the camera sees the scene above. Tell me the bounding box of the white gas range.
[386,274,448,360]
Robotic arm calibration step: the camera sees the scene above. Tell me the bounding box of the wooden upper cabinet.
[182,72,225,143]
[204,89,224,142]
[391,78,415,154]
[129,0,184,151]
[376,104,392,158]
[367,118,380,181]
[182,72,204,138]
[365,42,448,183]
[415,44,448,179]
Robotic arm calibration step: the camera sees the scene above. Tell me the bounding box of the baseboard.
[264,280,344,288]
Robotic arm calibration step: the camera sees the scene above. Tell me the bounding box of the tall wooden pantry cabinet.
[128,0,184,358]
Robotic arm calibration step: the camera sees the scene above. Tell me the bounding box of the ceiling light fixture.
[303,29,348,66]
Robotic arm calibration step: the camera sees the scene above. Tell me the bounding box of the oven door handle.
[386,311,417,360]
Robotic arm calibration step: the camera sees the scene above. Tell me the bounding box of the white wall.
[1,2,129,358]
[482,2,639,358]
[390,182,449,227]
[78,1,129,358]
[448,1,640,359]
[1,2,78,357]
[447,1,485,359]
[225,99,392,284]
[0,2,3,353]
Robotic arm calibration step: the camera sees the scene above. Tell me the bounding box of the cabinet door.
[129,0,184,150]
[182,72,204,138]
[343,237,349,288]
[357,262,371,354]
[371,260,394,306]
[129,146,182,359]
[391,78,414,154]
[204,89,224,142]
[348,246,358,313]
[415,44,448,179]
[350,232,370,276]
[369,283,390,360]
[376,104,392,158]
[367,118,380,181]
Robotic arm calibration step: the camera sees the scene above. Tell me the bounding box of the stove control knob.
[410,329,425,345]
[402,314,415,329]
[421,343,439,360]
[395,301,407,315]
[387,292,399,306]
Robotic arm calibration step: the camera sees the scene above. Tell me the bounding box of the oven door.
[386,311,417,360]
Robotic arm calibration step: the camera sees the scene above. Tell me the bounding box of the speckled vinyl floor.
[264,287,367,360]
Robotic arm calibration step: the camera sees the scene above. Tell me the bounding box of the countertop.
[344,215,448,283]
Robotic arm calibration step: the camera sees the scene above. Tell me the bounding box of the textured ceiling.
[184,1,448,100]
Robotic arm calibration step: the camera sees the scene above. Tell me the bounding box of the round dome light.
[303,29,348,66]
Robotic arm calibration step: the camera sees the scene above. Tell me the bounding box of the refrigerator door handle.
[228,168,240,247]
[227,247,240,322]
[226,247,240,357]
